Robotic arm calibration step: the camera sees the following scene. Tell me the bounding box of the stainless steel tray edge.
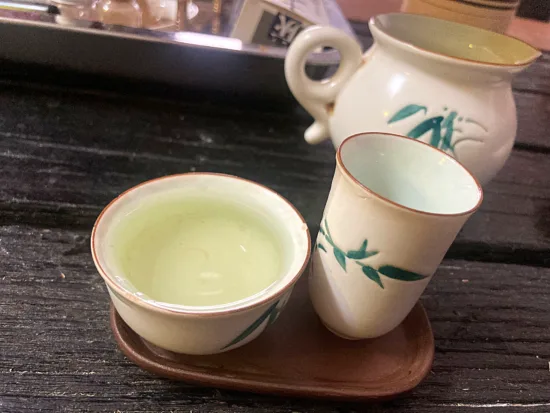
[0,0,359,97]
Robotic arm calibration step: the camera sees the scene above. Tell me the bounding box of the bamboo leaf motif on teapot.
[388,105,487,157]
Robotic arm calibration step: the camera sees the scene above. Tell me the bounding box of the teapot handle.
[285,26,363,144]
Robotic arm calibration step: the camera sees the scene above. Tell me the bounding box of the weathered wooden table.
[1,23,549,412]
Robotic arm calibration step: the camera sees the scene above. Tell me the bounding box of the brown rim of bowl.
[370,12,541,68]
[90,172,311,317]
[336,132,483,218]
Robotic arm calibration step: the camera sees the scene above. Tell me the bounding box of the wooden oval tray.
[110,277,434,401]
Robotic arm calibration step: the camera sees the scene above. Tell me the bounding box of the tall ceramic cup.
[310,132,483,339]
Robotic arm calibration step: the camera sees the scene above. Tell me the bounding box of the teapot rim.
[369,12,541,69]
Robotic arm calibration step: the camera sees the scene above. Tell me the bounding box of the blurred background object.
[91,0,143,27]
[51,0,95,20]
[14,0,550,48]
[142,0,176,30]
[517,0,550,21]
[228,0,330,46]
[0,0,545,94]
[338,0,550,50]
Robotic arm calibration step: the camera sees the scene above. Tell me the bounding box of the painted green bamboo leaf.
[388,104,427,124]
[322,220,336,247]
[324,219,333,241]
[333,247,347,271]
[387,104,488,159]
[364,251,379,259]
[430,124,443,148]
[346,239,367,259]
[222,301,278,350]
[378,265,427,281]
[440,111,457,152]
[362,265,384,289]
[347,249,379,260]
[268,308,280,325]
[317,218,430,287]
[407,116,444,140]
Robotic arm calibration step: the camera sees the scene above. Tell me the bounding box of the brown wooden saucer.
[110,277,434,401]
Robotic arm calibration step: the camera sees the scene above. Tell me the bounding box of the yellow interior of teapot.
[372,13,540,66]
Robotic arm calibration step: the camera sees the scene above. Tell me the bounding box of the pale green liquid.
[108,195,283,307]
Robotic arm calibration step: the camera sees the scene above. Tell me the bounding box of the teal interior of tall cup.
[337,133,483,215]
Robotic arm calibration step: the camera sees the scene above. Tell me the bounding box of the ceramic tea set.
[90,12,539,392]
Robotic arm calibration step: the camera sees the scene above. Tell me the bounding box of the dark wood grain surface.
[1,22,550,412]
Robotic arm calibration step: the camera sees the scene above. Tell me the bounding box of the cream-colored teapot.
[284,13,540,185]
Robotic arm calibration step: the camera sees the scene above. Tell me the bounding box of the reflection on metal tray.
[0,0,358,98]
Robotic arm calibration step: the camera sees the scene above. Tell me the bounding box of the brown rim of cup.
[335,132,483,218]
[90,172,311,317]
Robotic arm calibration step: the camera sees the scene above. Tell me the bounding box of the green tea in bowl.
[91,173,310,355]
[109,195,283,307]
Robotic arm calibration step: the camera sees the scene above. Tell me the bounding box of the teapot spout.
[499,33,542,73]
[509,45,542,73]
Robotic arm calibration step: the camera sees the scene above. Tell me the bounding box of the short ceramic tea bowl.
[91,173,311,355]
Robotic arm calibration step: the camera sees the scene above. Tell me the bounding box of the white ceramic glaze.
[284,13,541,185]
[91,173,310,355]
[309,133,482,339]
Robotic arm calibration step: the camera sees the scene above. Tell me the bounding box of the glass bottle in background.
[176,0,190,31]
[144,0,178,30]
[176,0,215,33]
[52,0,95,21]
[92,0,143,27]
[211,0,221,35]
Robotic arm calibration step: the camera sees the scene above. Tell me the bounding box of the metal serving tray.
[0,0,357,98]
